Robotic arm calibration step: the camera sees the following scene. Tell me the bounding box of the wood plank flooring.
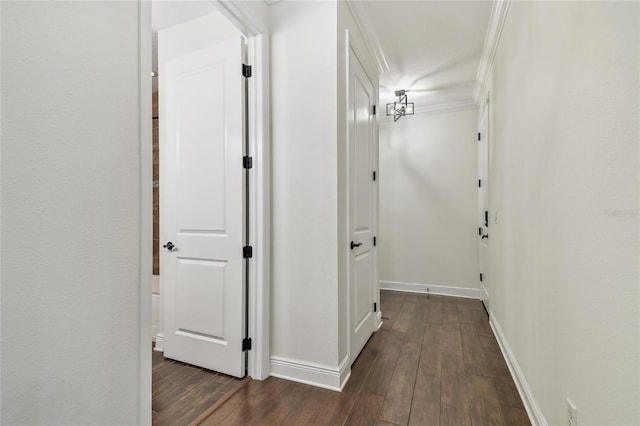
[198,291,531,425]
[152,350,242,425]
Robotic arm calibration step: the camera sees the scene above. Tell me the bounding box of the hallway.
[197,290,529,425]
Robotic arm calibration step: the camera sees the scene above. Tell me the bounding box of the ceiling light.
[386,90,414,122]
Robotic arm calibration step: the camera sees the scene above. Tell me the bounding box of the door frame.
[344,29,380,367]
[478,93,490,314]
[137,2,271,423]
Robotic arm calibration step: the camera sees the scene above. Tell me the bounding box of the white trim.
[414,99,477,115]
[344,29,353,373]
[207,2,271,382]
[246,33,271,381]
[481,285,490,303]
[380,280,481,299]
[345,0,389,75]
[473,0,511,103]
[137,1,153,424]
[338,354,351,390]
[375,311,383,330]
[154,334,164,352]
[211,0,266,37]
[0,0,4,419]
[269,355,351,392]
[490,316,546,426]
[151,275,160,342]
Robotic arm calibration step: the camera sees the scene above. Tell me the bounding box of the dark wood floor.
[152,349,242,425]
[199,291,531,426]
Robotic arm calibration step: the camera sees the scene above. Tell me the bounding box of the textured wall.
[486,2,639,424]
[269,0,340,368]
[1,2,143,424]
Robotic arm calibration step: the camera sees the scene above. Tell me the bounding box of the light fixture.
[386,89,414,122]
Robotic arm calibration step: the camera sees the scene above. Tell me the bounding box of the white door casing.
[161,36,246,377]
[348,46,377,363]
[478,100,490,313]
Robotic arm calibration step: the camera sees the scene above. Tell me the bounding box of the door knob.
[163,241,176,251]
[350,241,362,250]
[481,235,488,240]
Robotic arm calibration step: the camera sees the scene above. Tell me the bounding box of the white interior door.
[478,104,490,313]
[349,48,376,362]
[161,36,246,377]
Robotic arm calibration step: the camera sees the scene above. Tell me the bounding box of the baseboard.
[482,285,490,301]
[338,354,351,390]
[375,311,383,330]
[151,325,159,341]
[380,280,481,299]
[154,333,164,352]
[490,316,547,426]
[269,355,351,392]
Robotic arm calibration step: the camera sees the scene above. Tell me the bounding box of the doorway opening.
[139,1,271,423]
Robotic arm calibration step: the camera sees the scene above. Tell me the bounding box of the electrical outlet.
[567,398,577,426]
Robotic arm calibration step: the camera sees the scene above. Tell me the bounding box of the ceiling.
[357,0,493,110]
[151,1,492,108]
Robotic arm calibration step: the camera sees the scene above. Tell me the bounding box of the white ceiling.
[150,1,492,108]
[358,0,492,110]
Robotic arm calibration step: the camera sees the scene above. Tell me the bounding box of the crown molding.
[414,99,476,115]
[473,0,511,103]
[345,0,389,75]
[211,0,266,37]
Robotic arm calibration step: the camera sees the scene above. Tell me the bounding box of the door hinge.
[242,64,252,78]
[243,246,253,259]
[478,179,482,188]
[243,156,253,169]
[373,302,377,312]
[373,236,377,246]
[373,171,377,181]
[479,227,482,236]
[242,337,252,351]
[478,132,481,141]
[372,105,376,115]
[480,273,484,282]
[484,211,489,228]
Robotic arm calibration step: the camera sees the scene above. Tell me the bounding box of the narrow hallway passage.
[197,290,530,425]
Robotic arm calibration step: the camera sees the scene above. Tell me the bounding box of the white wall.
[268,1,340,372]
[485,2,639,424]
[1,2,144,424]
[378,108,480,296]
